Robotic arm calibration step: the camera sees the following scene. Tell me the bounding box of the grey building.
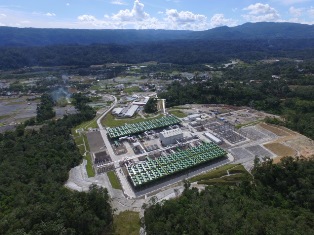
[159,129,183,146]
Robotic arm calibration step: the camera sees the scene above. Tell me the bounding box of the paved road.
[96,95,137,198]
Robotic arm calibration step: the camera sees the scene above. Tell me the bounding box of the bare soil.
[264,143,296,158]
[259,123,290,136]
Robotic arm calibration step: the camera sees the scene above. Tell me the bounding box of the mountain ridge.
[0,22,313,46]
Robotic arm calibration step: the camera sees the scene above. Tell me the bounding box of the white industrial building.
[159,129,183,146]
[204,132,222,144]
[112,107,123,116]
[132,96,150,106]
[124,105,139,118]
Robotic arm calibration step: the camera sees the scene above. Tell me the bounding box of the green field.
[168,109,188,118]
[107,171,122,190]
[113,211,141,235]
[190,164,251,185]
[124,86,142,93]
[85,153,95,177]
[71,128,95,177]
[101,112,162,128]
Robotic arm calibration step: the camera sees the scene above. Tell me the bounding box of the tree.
[144,98,158,113]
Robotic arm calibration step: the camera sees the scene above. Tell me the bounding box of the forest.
[1,39,314,69]
[144,156,314,235]
[0,94,112,234]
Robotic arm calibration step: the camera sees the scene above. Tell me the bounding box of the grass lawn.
[73,118,99,131]
[102,112,163,128]
[85,153,95,177]
[113,211,141,235]
[71,128,95,177]
[190,164,251,185]
[107,171,122,190]
[124,86,142,93]
[168,109,187,118]
[190,164,237,182]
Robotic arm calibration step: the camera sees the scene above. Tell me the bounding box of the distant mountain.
[0,22,313,46]
[0,27,191,46]
[192,22,314,40]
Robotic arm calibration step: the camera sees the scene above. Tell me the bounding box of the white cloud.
[243,3,280,22]
[112,0,149,21]
[308,7,314,17]
[165,9,207,24]
[210,14,238,28]
[45,12,56,17]
[77,15,97,22]
[0,13,7,18]
[163,9,208,30]
[272,0,310,5]
[111,0,127,5]
[290,6,304,17]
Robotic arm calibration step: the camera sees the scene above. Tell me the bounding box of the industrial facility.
[126,142,227,187]
[106,114,181,139]
[159,128,183,146]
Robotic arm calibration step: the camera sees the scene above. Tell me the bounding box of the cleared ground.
[264,143,296,158]
[259,123,290,136]
[86,131,104,153]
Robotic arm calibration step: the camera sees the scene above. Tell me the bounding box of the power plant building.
[204,132,222,144]
[159,129,183,146]
[124,105,139,118]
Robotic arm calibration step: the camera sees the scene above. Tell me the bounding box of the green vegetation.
[113,211,141,235]
[102,112,162,128]
[190,164,238,182]
[124,86,142,93]
[85,153,95,177]
[107,171,122,190]
[144,157,314,235]
[144,98,158,113]
[36,93,55,123]
[0,94,113,234]
[168,109,187,118]
[71,129,95,177]
[190,164,251,186]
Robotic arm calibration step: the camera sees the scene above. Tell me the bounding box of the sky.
[0,0,313,30]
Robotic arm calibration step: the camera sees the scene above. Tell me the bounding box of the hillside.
[0,22,314,46]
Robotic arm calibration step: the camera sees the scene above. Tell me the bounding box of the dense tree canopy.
[144,157,314,235]
[36,93,55,123]
[0,94,112,234]
[144,98,158,113]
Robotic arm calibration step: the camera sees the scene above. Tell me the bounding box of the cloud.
[164,9,208,30]
[111,0,127,5]
[66,3,70,6]
[45,12,56,17]
[77,15,97,22]
[210,14,238,28]
[243,3,280,22]
[165,9,207,24]
[0,13,7,18]
[308,7,314,17]
[289,7,303,17]
[112,0,149,21]
[271,0,310,5]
